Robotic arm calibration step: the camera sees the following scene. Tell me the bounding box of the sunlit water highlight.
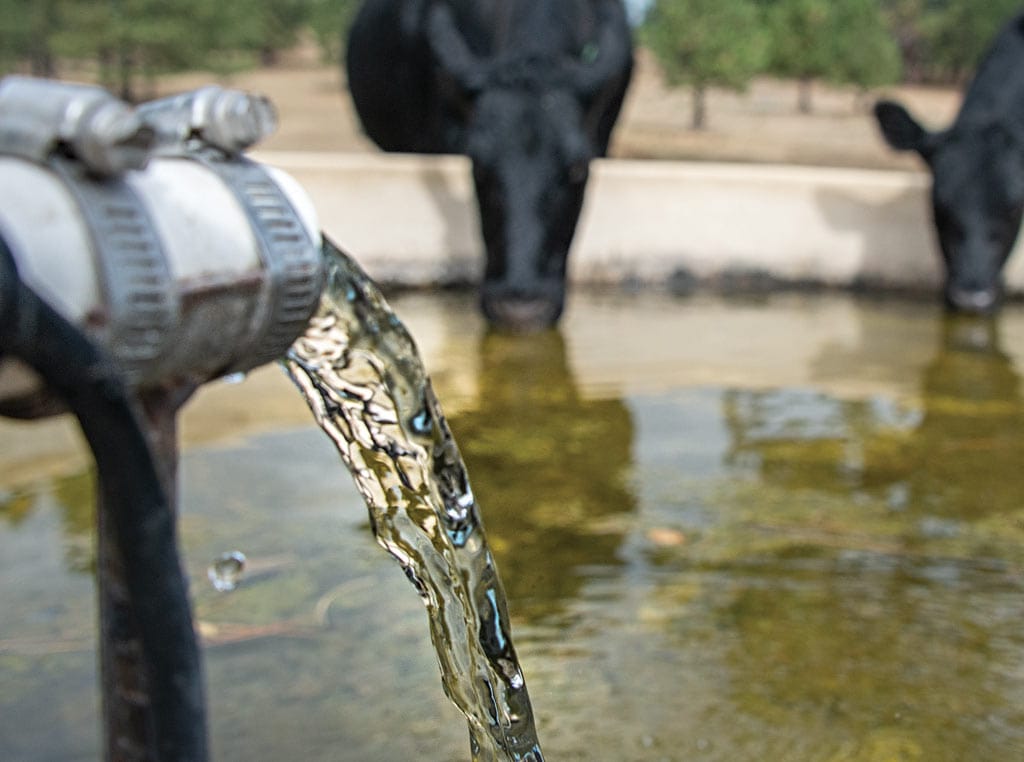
[282,241,542,762]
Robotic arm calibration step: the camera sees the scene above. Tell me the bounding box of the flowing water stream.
[282,240,543,762]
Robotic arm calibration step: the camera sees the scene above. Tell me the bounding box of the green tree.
[919,0,1021,83]
[0,0,60,75]
[227,0,312,66]
[641,0,769,129]
[829,0,903,94]
[880,0,930,82]
[765,0,900,113]
[51,1,229,100]
[48,0,303,100]
[0,1,319,99]
[308,0,361,64]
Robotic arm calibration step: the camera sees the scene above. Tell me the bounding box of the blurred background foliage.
[0,0,360,99]
[0,0,1018,107]
[640,0,1022,126]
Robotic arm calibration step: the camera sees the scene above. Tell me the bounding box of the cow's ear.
[874,100,931,155]
[426,2,487,95]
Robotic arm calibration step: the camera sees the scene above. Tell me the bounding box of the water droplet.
[208,551,246,592]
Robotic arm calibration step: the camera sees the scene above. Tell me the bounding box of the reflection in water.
[710,313,1024,758]
[0,488,34,526]
[446,330,635,623]
[909,316,1024,517]
[1,470,95,574]
[723,314,1024,521]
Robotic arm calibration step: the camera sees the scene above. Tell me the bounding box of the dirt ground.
[144,42,962,172]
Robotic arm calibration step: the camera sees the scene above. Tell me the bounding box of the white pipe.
[0,155,323,415]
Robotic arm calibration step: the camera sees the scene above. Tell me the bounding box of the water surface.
[2,291,1023,760]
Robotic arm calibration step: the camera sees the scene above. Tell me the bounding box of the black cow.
[874,12,1024,313]
[346,0,633,330]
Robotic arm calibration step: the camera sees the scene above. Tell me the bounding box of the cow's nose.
[481,293,562,332]
[945,285,999,313]
[481,281,564,332]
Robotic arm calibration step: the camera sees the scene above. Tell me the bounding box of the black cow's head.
[426,3,631,331]
[875,100,1024,313]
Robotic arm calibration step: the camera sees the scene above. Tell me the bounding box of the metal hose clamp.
[137,85,278,157]
[0,76,324,408]
[197,152,325,371]
[0,76,154,176]
[47,156,178,381]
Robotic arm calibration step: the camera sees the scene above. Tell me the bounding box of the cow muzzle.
[945,284,1000,314]
[480,278,564,332]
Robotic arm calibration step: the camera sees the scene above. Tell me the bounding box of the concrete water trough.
[257,150,1024,297]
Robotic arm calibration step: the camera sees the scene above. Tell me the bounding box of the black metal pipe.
[0,235,208,761]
